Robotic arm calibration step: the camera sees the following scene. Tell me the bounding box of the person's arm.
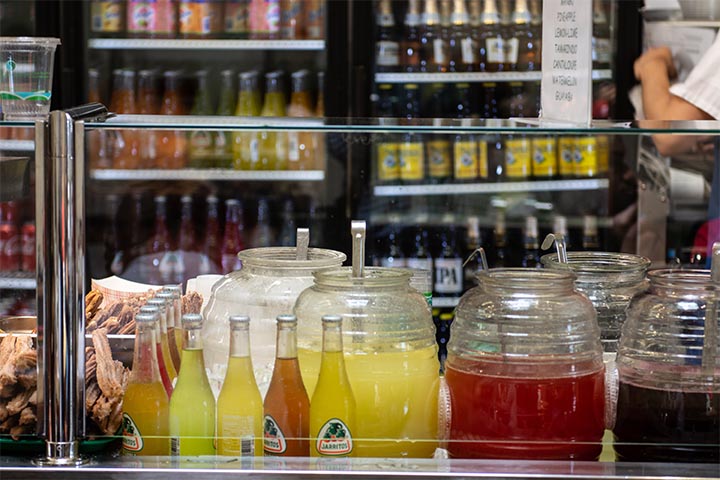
[634,47,713,156]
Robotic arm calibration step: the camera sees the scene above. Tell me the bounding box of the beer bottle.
[110,69,142,170]
[149,195,172,284]
[399,84,425,183]
[406,227,433,277]
[439,0,453,71]
[169,314,216,456]
[381,225,406,268]
[221,199,245,274]
[492,210,507,268]
[509,0,538,72]
[592,0,611,70]
[449,0,476,72]
[401,0,422,72]
[263,315,310,456]
[129,193,147,264]
[478,0,503,72]
[529,0,542,69]
[504,83,532,181]
[310,315,356,457]
[214,69,237,169]
[553,214,570,249]
[374,84,401,184]
[217,315,263,457]
[375,0,400,72]
[463,216,482,289]
[434,226,463,298]
[426,84,452,184]
[521,215,541,268]
[531,134,557,179]
[178,195,196,253]
[468,0,481,33]
[419,0,448,72]
[188,70,214,168]
[250,198,274,248]
[582,215,600,250]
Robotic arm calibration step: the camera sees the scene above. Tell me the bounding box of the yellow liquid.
[122,381,170,456]
[309,351,356,457]
[259,91,287,170]
[169,349,216,456]
[232,91,262,170]
[217,357,264,456]
[300,346,439,458]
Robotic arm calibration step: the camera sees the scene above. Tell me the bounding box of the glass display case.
[1,113,718,479]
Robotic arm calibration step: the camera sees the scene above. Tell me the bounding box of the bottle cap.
[162,285,182,298]
[584,215,598,235]
[321,314,342,325]
[291,69,310,92]
[135,312,159,323]
[154,195,167,203]
[525,216,538,237]
[146,298,167,312]
[182,313,203,327]
[139,305,160,315]
[276,314,297,324]
[229,315,250,325]
[207,194,219,205]
[553,215,568,235]
[180,195,192,204]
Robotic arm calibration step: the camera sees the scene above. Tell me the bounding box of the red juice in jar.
[446,361,605,460]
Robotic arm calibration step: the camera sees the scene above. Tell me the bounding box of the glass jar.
[293,267,439,458]
[446,269,605,460]
[201,247,345,396]
[613,269,720,463]
[542,251,650,352]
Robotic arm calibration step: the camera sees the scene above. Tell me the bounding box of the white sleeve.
[669,32,720,119]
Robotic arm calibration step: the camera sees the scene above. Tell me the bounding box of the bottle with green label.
[169,314,216,457]
[310,315,356,457]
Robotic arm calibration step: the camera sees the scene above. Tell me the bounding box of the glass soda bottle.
[305,0,325,39]
[309,315,356,457]
[215,69,237,169]
[122,311,170,456]
[221,199,245,274]
[188,70,214,168]
[233,71,262,170]
[250,198,274,248]
[200,195,222,274]
[264,315,309,456]
[217,315,264,457]
[225,0,250,38]
[259,71,287,170]
[88,68,111,169]
[148,195,172,285]
[287,69,315,170]
[139,304,174,397]
[169,313,216,456]
[110,69,143,170]
[137,69,160,168]
[280,0,304,39]
[158,288,184,372]
[146,298,179,387]
[156,70,188,169]
[249,0,281,39]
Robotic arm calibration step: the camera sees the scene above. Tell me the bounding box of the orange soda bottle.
[137,69,161,168]
[156,70,187,169]
[110,69,143,169]
[263,315,310,456]
[287,70,315,171]
[122,311,170,456]
[87,68,111,169]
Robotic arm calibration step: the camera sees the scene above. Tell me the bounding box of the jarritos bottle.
[217,315,263,456]
[249,0,281,39]
[287,70,315,170]
[156,71,188,169]
[145,297,179,385]
[122,312,170,456]
[90,0,126,37]
[169,314,216,456]
[225,0,250,38]
[110,69,142,170]
[139,304,174,397]
[305,0,325,39]
[179,0,223,38]
[310,315,356,457]
[264,315,310,456]
[233,70,262,170]
[259,71,288,170]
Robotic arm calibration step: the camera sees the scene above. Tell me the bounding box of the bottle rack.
[373,178,609,196]
[374,70,613,83]
[89,169,326,182]
[88,38,326,51]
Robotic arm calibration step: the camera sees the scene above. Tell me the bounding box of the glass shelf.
[373,179,609,197]
[374,70,612,83]
[0,140,34,152]
[87,38,326,51]
[0,272,36,290]
[83,115,720,135]
[89,169,325,182]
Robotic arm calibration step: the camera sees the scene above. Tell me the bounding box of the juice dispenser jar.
[541,252,651,352]
[613,269,720,463]
[446,269,605,460]
[294,267,440,458]
[201,246,346,396]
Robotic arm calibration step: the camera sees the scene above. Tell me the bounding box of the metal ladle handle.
[463,247,489,272]
[296,228,309,261]
[351,220,366,278]
[542,233,569,265]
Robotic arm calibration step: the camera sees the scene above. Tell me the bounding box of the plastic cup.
[0,37,60,120]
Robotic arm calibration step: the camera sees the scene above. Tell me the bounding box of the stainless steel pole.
[34,112,87,466]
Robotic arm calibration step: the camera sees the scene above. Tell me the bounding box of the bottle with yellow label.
[374,84,401,184]
[310,315,356,457]
[596,135,610,176]
[453,119,480,183]
[504,135,531,180]
[558,136,576,178]
[574,135,598,178]
[398,84,425,183]
[531,136,557,179]
[427,134,452,184]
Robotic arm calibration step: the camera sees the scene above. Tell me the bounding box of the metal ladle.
[351,220,366,278]
[541,233,569,265]
[296,228,309,261]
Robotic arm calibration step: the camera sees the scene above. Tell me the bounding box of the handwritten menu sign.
[540,0,593,125]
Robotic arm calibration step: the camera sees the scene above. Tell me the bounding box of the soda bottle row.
[375,131,611,184]
[89,67,325,171]
[124,308,353,457]
[0,127,34,140]
[91,0,325,39]
[374,0,611,73]
[0,201,35,273]
[102,192,323,283]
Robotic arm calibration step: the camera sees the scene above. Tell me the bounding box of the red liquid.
[156,343,173,398]
[446,365,605,460]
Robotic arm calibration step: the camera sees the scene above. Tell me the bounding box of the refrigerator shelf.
[0,140,34,152]
[88,38,326,51]
[373,178,609,196]
[374,70,612,84]
[0,272,36,290]
[89,169,325,182]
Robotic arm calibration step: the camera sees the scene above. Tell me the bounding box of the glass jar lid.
[237,247,346,273]
[477,268,576,294]
[313,267,412,289]
[541,252,650,280]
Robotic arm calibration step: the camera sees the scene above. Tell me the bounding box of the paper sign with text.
[540,0,593,125]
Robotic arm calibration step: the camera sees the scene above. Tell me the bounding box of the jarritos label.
[122,413,144,453]
[316,418,353,456]
[263,415,287,455]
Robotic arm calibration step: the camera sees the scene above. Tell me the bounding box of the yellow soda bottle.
[259,71,288,170]
[233,71,262,170]
[217,315,264,457]
[122,311,170,456]
[169,313,216,456]
[310,315,356,457]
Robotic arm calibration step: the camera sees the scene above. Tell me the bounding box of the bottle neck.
[512,0,531,24]
[131,323,161,382]
[422,0,440,25]
[451,0,468,24]
[229,325,251,358]
[321,322,344,354]
[184,326,203,350]
[276,323,299,359]
[406,0,421,25]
